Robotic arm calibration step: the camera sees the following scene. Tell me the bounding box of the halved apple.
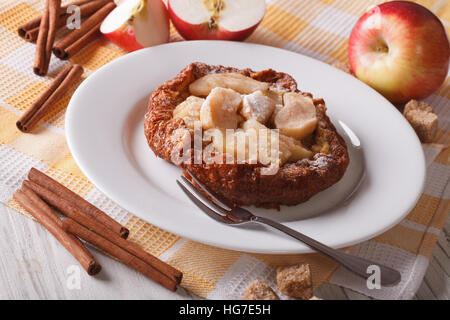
[101,0,170,52]
[168,0,266,41]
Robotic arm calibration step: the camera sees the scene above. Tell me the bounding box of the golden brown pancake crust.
[144,62,349,208]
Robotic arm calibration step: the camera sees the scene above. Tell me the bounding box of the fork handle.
[253,216,401,286]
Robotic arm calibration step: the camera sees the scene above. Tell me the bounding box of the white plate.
[66,41,425,254]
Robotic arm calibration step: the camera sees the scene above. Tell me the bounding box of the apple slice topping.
[173,96,205,129]
[274,93,318,140]
[189,73,270,96]
[241,119,286,165]
[209,119,283,165]
[279,134,313,162]
[200,87,242,129]
[240,90,279,124]
[182,79,317,165]
[168,0,266,41]
[205,117,313,165]
[242,119,312,165]
[206,128,248,163]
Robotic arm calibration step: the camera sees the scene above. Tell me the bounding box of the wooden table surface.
[1,202,448,300]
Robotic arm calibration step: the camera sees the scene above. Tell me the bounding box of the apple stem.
[375,44,388,53]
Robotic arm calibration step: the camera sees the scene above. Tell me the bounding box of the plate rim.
[66,40,426,254]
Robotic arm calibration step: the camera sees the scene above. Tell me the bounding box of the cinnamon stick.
[53,2,115,59]
[62,218,178,291]
[23,179,182,284]
[45,1,60,68]
[18,16,43,39]
[18,0,94,38]
[14,185,101,275]
[33,1,50,75]
[34,0,61,76]
[21,0,113,43]
[64,0,113,21]
[24,26,40,43]
[63,22,102,59]
[17,64,83,132]
[28,168,129,239]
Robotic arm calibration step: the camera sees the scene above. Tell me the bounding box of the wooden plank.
[314,282,348,300]
[343,288,372,300]
[438,218,450,258]
[430,242,450,278]
[416,277,438,300]
[424,255,450,300]
[0,204,195,299]
[415,217,450,300]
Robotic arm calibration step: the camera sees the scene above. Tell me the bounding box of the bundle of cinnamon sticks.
[18,0,115,76]
[14,168,182,291]
[16,0,117,132]
[18,0,111,43]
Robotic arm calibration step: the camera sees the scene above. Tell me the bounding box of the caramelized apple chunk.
[189,73,270,96]
[274,92,317,140]
[200,87,242,130]
[240,90,279,124]
[242,119,312,165]
[279,134,313,161]
[173,96,205,129]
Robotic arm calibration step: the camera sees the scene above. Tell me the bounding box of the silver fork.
[177,169,401,286]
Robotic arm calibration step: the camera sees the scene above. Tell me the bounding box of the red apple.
[348,1,449,104]
[101,0,170,52]
[168,0,266,41]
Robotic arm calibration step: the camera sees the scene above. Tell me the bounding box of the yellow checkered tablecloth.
[0,0,449,299]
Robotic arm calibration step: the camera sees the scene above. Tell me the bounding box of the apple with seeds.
[348,1,449,104]
[101,0,170,52]
[168,0,266,41]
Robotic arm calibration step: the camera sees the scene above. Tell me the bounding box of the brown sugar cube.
[331,61,353,75]
[403,100,438,143]
[276,264,313,299]
[243,280,280,300]
[404,99,434,114]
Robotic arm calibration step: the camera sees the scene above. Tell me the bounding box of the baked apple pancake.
[144,62,349,208]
